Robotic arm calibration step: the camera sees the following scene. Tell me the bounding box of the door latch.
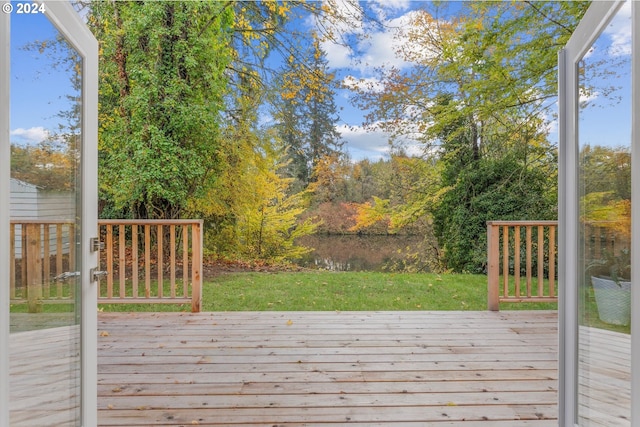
[90,268,109,282]
[53,271,80,281]
[90,237,105,252]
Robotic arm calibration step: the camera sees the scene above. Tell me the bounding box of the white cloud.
[353,11,428,71]
[322,0,365,36]
[316,3,419,71]
[338,123,390,160]
[322,41,355,69]
[10,126,50,144]
[342,75,385,93]
[369,0,411,20]
[579,88,599,106]
[605,1,631,57]
[338,123,425,161]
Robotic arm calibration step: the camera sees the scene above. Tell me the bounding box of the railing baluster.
[25,223,42,312]
[119,224,126,298]
[132,224,138,299]
[68,224,75,288]
[56,224,63,298]
[538,226,544,297]
[10,223,15,300]
[106,224,113,299]
[21,229,27,294]
[549,225,556,298]
[43,224,50,299]
[502,225,509,299]
[157,224,163,299]
[170,224,176,298]
[183,225,189,298]
[514,226,521,298]
[145,224,151,299]
[526,226,532,298]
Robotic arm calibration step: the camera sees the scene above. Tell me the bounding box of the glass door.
[560,1,637,426]
[1,2,98,426]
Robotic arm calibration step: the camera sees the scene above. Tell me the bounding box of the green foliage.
[89,1,234,219]
[433,155,556,273]
[202,129,318,262]
[343,2,588,272]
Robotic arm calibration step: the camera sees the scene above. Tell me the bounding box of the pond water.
[294,234,433,272]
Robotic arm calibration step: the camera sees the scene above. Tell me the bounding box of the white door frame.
[559,1,638,425]
[0,8,10,427]
[0,2,98,425]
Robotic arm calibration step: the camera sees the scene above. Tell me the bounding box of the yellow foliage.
[348,197,390,232]
[581,192,630,237]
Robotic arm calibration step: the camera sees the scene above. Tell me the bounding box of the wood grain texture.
[9,311,629,426]
[98,311,560,426]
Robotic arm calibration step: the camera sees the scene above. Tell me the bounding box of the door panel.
[560,1,635,426]
[9,10,82,426]
[577,3,632,425]
[3,3,98,426]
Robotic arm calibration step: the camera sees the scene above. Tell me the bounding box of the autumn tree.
[346,2,588,272]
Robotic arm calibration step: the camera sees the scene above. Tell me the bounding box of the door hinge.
[90,268,108,282]
[90,237,105,252]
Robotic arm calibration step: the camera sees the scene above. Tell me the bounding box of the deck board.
[97,311,560,426]
[9,325,80,427]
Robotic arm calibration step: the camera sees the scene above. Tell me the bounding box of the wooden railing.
[487,221,558,311]
[9,219,203,313]
[98,220,203,312]
[10,220,76,312]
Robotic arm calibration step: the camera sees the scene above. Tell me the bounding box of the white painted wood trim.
[632,1,640,425]
[42,2,99,426]
[559,2,628,426]
[0,10,11,427]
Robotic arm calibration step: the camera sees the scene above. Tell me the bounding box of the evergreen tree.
[273,35,343,187]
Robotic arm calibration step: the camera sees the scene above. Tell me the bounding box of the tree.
[273,35,344,187]
[201,128,318,261]
[12,32,83,192]
[89,1,233,220]
[345,2,588,272]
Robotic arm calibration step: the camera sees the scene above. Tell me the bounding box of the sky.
[578,0,632,151]
[8,1,633,161]
[9,11,78,147]
[307,0,442,160]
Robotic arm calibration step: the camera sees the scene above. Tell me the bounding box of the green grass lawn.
[98,271,557,312]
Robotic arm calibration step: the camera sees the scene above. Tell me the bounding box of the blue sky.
[10,11,77,146]
[9,1,632,160]
[578,0,631,151]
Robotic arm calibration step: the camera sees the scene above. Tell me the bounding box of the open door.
[1,2,98,425]
[559,1,638,425]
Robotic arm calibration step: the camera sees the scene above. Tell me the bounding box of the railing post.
[487,222,500,311]
[25,223,43,313]
[191,221,203,313]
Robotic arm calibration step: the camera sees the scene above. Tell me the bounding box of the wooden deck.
[9,324,80,426]
[97,311,560,426]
